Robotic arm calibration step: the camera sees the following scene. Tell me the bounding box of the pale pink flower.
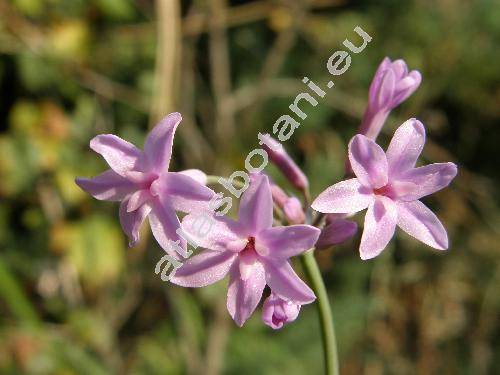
[262,293,301,329]
[75,113,215,257]
[313,119,457,260]
[170,174,319,326]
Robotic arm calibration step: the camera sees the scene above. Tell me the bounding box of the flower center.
[372,184,396,199]
[241,237,256,255]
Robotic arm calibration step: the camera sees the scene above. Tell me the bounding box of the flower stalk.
[300,249,339,375]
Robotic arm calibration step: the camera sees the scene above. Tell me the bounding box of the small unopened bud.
[259,134,308,190]
[262,293,301,329]
[283,197,305,224]
[316,216,357,249]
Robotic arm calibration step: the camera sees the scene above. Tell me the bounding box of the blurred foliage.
[0,0,499,374]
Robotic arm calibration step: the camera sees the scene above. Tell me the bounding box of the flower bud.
[358,57,421,141]
[270,182,289,207]
[260,134,308,190]
[262,293,301,329]
[283,197,305,224]
[316,215,357,249]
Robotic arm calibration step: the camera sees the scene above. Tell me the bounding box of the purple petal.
[169,250,237,287]
[181,214,241,252]
[144,112,182,173]
[258,225,320,260]
[178,169,207,185]
[148,198,187,258]
[75,169,136,201]
[396,200,448,250]
[392,70,421,105]
[359,196,398,260]
[151,172,215,213]
[238,174,273,235]
[90,134,143,176]
[316,218,358,249]
[368,57,392,101]
[397,162,457,201]
[311,178,373,214]
[264,260,315,304]
[227,256,266,327]
[119,199,151,247]
[127,189,151,212]
[386,119,426,176]
[391,59,408,79]
[349,135,388,188]
[375,68,396,110]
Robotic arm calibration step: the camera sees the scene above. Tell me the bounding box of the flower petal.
[359,196,397,260]
[349,135,388,188]
[258,225,320,260]
[386,119,426,176]
[169,250,237,287]
[75,169,136,201]
[178,169,207,185]
[144,112,182,173]
[311,178,373,214]
[127,189,151,212]
[148,198,187,258]
[119,199,151,247]
[180,214,241,252]
[397,162,457,201]
[238,174,273,235]
[375,67,395,109]
[227,258,266,327]
[264,260,315,304]
[90,134,143,176]
[396,200,448,250]
[151,172,215,213]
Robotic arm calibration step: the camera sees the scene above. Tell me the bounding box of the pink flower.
[358,57,421,140]
[260,134,309,190]
[170,174,319,326]
[313,119,457,260]
[316,215,357,250]
[262,293,301,329]
[75,113,215,257]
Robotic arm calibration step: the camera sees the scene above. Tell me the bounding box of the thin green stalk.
[300,249,339,375]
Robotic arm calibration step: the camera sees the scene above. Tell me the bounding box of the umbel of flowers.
[76,57,457,370]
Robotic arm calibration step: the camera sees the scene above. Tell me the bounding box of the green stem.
[300,249,339,375]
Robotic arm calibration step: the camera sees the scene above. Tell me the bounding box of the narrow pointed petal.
[181,214,241,252]
[264,261,315,304]
[360,196,398,260]
[119,199,151,247]
[75,169,136,201]
[238,174,273,235]
[144,112,182,173]
[169,250,237,287]
[127,189,151,212]
[397,200,448,250]
[397,162,457,201]
[258,225,320,260]
[148,199,187,257]
[349,135,388,188]
[90,134,143,176]
[386,119,426,176]
[227,259,266,327]
[368,57,392,101]
[178,169,207,185]
[311,178,373,214]
[151,172,215,213]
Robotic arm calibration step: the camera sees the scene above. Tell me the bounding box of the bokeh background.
[1,0,499,374]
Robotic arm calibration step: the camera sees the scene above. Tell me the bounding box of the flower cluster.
[76,57,457,329]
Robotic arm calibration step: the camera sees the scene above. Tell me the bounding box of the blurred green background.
[0,0,499,374]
